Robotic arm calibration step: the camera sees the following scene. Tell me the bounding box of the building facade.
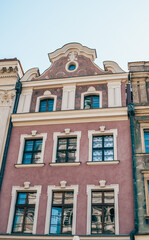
[128,62,149,240]
[0,43,134,240]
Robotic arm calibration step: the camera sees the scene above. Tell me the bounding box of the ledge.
[140,169,149,173]
[144,215,149,220]
[86,160,120,165]
[14,163,45,168]
[136,153,149,156]
[49,162,81,167]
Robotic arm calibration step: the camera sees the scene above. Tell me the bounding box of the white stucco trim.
[17,89,33,113]
[88,129,118,162]
[108,82,122,107]
[61,85,76,110]
[7,185,42,234]
[52,131,81,163]
[86,184,119,235]
[81,87,102,109]
[17,132,47,164]
[45,184,79,234]
[35,91,57,112]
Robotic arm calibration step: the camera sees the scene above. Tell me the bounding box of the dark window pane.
[144,132,149,153]
[53,192,63,204]
[39,99,54,112]
[39,100,47,112]
[47,99,54,111]
[103,206,115,234]
[92,192,102,204]
[58,139,67,150]
[64,192,74,204]
[93,137,102,148]
[104,192,114,204]
[84,96,91,109]
[57,151,66,163]
[34,140,42,151]
[67,151,76,162]
[93,96,99,108]
[50,207,62,234]
[62,208,73,233]
[32,152,41,163]
[104,150,114,161]
[17,193,27,204]
[104,136,113,148]
[68,138,77,149]
[93,150,102,162]
[13,208,24,232]
[23,153,32,164]
[25,141,34,151]
[24,208,35,233]
[28,193,36,205]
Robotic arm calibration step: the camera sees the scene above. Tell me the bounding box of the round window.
[68,64,76,71]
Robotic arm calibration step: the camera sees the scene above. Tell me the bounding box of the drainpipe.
[0,76,22,191]
[128,76,138,239]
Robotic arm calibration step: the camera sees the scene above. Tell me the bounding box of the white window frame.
[86,184,119,235]
[52,131,81,163]
[35,92,57,112]
[81,87,102,109]
[45,184,79,235]
[7,185,42,234]
[88,129,118,162]
[17,132,47,165]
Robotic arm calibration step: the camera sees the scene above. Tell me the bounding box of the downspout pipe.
[128,73,138,240]
[0,76,22,191]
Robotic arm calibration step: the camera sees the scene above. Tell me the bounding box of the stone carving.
[60,180,67,188]
[68,51,77,62]
[99,180,106,188]
[24,182,30,189]
[0,91,15,106]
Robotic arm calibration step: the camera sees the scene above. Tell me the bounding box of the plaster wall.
[0,120,134,235]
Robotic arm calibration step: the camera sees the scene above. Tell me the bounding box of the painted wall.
[0,120,134,235]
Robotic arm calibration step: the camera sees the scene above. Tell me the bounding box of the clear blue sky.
[0,0,149,73]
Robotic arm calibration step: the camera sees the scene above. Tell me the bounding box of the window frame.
[140,123,149,153]
[39,98,54,112]
[84,95,100,109]
[35,91,57,112]
[86,184,119,235]
[81,89,102,110]
[88,129,118,163]
[142,171,149,216]
[45,185,78,235]
[52,131,81,164]
[7,185,42,234]
[17,133,47,166]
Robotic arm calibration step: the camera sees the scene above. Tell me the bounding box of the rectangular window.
[84,95,99,109]
[56,138,77,163]
[12,192,36,233]
[91,191,115,234]
[144,131,149,153]
[92,135,114,161]
[39,99,54,112]
[22,139,42,164]
[50,191,74,234]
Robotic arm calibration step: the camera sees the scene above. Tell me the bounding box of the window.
[56,138,77,163]
[144,131,149,153]
[12,192,36,233]
[86,184,119,235]
[92,135,114,162]
[84,95,99,109]
[22,139,42,164]
[142,170,149,216]
[39,99,54,112]
[50,191,74,234]
[91,191,115,234]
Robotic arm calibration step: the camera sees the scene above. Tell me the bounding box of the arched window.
[39,99,54,112]
[84,95,99,109]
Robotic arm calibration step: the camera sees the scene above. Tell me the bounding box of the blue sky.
[0,0,149,73]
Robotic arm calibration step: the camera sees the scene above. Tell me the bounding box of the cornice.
[21,72,128,89]
[11,107,128,126]
[134,105,149,116]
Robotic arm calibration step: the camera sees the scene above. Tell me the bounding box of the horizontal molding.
[12,107,128,126]
[136,153,149,156]
[14,163,45,168]
[135,105,149,116]
[49,162,81,167]
[86,160,120,165]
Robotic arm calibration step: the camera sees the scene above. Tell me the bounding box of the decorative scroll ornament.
[68,51,78,62]
[0,91,15,106]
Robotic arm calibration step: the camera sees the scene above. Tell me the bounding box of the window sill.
[49,162,81,167]
[136,153,149,156]
[14,163,45,168]
[86,160,120,165]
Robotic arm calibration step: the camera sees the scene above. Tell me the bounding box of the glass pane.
[17,193,27,204]
[39,100,47,112]
[23,153,32,164]
[50,207,62,234]
[13,208,24,232]
[68,138,77,149]
[67,151,76,162]
[24,208,35,233]
[28,193,36,205]
[62,208,73,234]
[53,192,63,204]
[47,99,54,111]
[104,150,114,161]
[93,96,99,108]
[103,206,115,234]
[57,151,66,162]
[92,192,102,204]
[93,137,102,148]
[92,206,102,233]
[93,150,102,161]
[32,152,41,163]
[64,192,74,204]
[25,141,34,151]
[144,132,149,153]
[104,192,114,204]
[104,136,113,147]
[58,139,67,150]
[84,96,91,109]
[34,140,42,151]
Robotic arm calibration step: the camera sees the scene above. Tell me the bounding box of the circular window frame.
[65,61,78,73]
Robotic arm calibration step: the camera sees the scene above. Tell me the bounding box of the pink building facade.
[0,43,134,240]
